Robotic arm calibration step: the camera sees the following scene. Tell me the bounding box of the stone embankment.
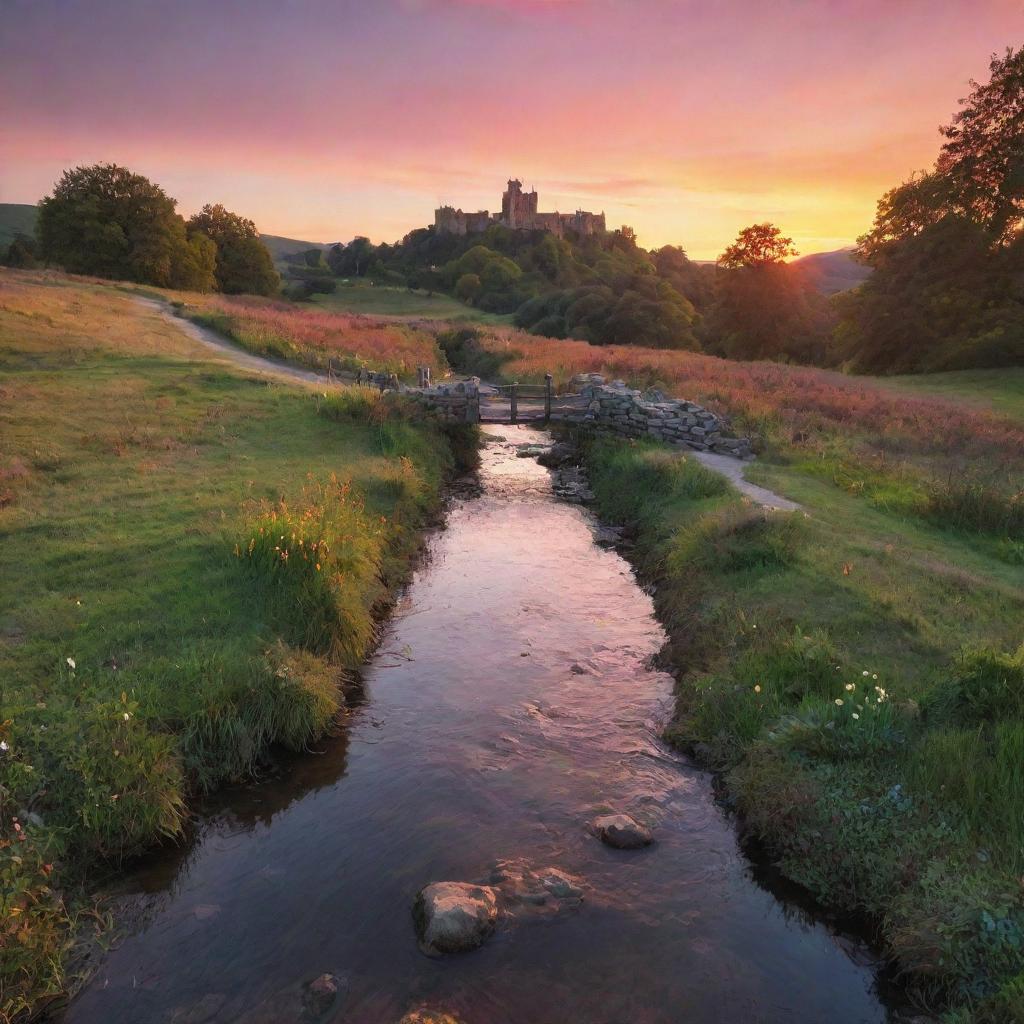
[567,374,753,459]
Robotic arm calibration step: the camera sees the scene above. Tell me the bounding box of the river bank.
[578,433,1024,1023]
[55,425,901,1024]
[0,273,474,1021]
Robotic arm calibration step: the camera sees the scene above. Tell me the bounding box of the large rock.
[593,813,654,850]
[302,973,338,1018]
[413,882,498,955]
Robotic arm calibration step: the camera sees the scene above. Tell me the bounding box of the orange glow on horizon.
[2,0,1021,260]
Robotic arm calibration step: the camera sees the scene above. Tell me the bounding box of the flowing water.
[65,426,898,1024]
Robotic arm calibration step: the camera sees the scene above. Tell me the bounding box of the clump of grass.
[924,476,1024,540]
[236,474,387,662]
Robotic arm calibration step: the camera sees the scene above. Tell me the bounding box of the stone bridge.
[400,372,752,460]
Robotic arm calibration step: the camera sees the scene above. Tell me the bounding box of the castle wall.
[435,181,613,238]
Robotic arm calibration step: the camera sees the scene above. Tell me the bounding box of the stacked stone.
[407,378,481,424]
[568,373,752,459]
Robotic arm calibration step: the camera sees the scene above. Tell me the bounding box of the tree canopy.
[37,164,216,290]
[718,223,798,269]
[839,46,1024,372]
[186,204,279,296]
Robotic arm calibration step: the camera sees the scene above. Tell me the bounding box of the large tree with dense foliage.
[705,223,829,361]
[37,164,216,290]
[839,47,1024,372]
[186,204,279,295]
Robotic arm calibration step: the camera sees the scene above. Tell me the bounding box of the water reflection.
[62,427,899,1024]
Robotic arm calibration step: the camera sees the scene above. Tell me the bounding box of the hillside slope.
[0,202,38,250]
[791,247,870,294]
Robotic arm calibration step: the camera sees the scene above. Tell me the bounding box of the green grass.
[581,436,1024,1023]
[309,282,514,324]
[0,271,468,1019]
[884,367,1024,425]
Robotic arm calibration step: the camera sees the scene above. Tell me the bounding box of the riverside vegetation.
[0,271,474,1021]
[476,337,1022,1019]
[4,267,1024,1023]
[173,274,1024,1017]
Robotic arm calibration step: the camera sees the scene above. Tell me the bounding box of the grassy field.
[584,442,1024,1020]
[885,368,1024,425]
[180,293,449,381]
[309,282,514,324]
[0,271,470,1020]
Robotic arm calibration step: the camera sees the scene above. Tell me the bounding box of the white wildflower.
[835,698,844,706]
[66,657,76,670]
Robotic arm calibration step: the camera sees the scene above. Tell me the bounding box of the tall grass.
[476,327,1024,539]
[187,296,447,380]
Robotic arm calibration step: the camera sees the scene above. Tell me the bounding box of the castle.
[435,179,607,238]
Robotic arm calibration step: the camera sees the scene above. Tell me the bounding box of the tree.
[936,46,1024,243]
[327,237,375,278]
[3,234,38,269]
[186,204,279,295]
[454,273,482,304]
[37,163,213,289]
[840,46,1024,372]
[718,223,798,269]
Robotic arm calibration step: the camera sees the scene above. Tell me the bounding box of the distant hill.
[792,248,870,295]
[0,203,38,251]
[260,233,332,268]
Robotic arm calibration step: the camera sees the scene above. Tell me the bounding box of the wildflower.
[835,698,844,706]
[0,740,8,753]
[122,712,131,721]
[852,713,860,720]
[872,673,878,679]
[66,657,76,670]
[862,670,869,677]
[754,684,761,694]
[316,563,321,571]
[844,683,855,691]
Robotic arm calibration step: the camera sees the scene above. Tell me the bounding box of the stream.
[64,426,899,1024]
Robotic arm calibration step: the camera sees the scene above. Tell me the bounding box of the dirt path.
[136,297,336,389]
[141,297,800,511]
[692,450,802,512]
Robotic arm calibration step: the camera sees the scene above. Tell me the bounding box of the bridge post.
[510,382,518,424]
[544,374,553,424]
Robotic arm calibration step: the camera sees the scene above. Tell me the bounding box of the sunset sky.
[2,0,1021,259]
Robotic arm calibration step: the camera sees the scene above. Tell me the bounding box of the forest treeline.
[306,46,1024,374]
[7,46,1023,374]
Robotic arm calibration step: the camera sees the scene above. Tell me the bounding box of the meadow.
[0,271,470,1020]
[308,282,515,325]
[181,294,449,381]
[455,328,1024,551]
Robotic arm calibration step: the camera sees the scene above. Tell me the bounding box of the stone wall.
[562,374,753,459]
[406,378,481,424]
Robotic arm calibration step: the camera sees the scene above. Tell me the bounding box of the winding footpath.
[141,296,800,511]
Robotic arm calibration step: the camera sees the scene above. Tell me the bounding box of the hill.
[791,247,870,295]
[0,202,38,250]
[260,232,331,268]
